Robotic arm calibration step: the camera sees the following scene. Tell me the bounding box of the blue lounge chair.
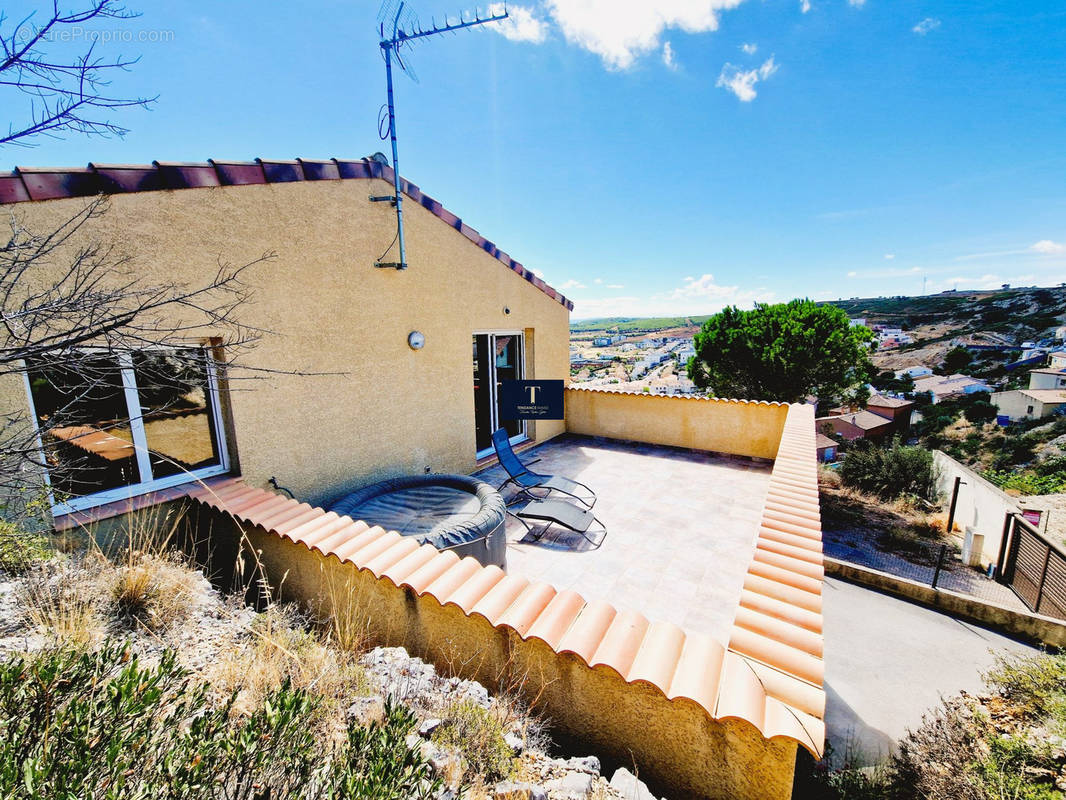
[491,428,596,508]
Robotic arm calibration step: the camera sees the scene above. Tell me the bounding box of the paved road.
[822,576,1038,764]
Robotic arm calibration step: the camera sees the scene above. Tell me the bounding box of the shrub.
[0,520,51,573]
[432,698,514,783]
[0,642,443,800]
[983,650,1066,727]
[841,439,941,502]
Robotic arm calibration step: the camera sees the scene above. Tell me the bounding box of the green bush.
[0,642,445,800]
[982,468,1066,496]
[0,520,51,573]
[841,439,941,502]
[432,699,513,783]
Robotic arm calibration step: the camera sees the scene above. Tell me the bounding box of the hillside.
[830,286,1066,371]
[827,286,1066,345]
[570,315,712,335]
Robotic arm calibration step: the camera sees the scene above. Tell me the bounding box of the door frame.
[473,330,528,459]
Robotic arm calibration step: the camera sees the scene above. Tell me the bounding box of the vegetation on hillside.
[796,649,1066,799]
[688,300,874,403]
[839,438,940,503]
[826,286,1066,344]
[569,314,712,333]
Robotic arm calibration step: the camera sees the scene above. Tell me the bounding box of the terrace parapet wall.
[563,387,790,461]
[185,401,824,800]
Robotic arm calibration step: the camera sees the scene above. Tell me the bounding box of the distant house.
[866,394,915,434]
[894,365,933,380]
[1028,367,1066,391]
[816,433,839,463]
[816,410,896,443]
[1050,351,1066,370]
[911,373,991,404]
[1055,326,1066,341]
[991,389,1066,422]
[849,318,867,327]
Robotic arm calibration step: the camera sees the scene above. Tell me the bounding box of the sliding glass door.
[472,332,525,456]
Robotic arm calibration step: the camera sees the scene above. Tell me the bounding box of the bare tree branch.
[0,0,154,147]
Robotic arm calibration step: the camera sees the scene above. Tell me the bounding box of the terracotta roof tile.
[187,401,825,757]
[1,157,572,311]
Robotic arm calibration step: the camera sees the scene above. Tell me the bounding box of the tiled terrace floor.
[473,434,772,645]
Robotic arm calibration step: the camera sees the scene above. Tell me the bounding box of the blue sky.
[3,1,1065,318]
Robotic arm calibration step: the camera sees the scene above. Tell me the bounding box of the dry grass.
[209,604,368,735]
[20,556,106,649]
[110,552,201,631]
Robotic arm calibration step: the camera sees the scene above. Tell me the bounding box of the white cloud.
[912,17,941,35]
[569,274,772,319]
[487,4,548,42]
[716,56,778,102]
[1031,239,1065,255]
[544,0,748,70]
[558,278,587,290]
[740,42,757,54]
[847,0,866,6]
[800,0,811,12]
[884,253,895,259]
[593,278,603,284]
[606,283,625,289]
[847,270,857,277]
[662,40,678,70]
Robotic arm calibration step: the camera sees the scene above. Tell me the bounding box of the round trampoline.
[328,474,507,569]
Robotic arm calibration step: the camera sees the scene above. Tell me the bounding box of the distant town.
[571,286,1066,429]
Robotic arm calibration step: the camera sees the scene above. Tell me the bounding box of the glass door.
[473,332,525,456]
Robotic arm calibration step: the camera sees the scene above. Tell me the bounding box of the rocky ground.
[0,550,666,800]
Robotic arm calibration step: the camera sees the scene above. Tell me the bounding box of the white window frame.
[474,330,528,459]
[24,347,230,516]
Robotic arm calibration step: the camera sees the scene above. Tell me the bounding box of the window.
[26,347,229,513]
[1027,405,1034,415]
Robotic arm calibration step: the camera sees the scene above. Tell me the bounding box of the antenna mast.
[373,2,509,269]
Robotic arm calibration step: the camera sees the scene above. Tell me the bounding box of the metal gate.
[998,513,1066,621]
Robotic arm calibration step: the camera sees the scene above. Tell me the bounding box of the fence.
[823,533,1024,608]
[999,513,1066,621]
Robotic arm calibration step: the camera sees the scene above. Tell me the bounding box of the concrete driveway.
[822,576,1039,764]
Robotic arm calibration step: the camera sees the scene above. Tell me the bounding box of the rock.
[418,717,443,737]
[565,755,600,774]
[545,772,594,799]
[504,732,525,755]
[427,747,457,776]
[492,781,548,800]
[458,680,491,708]
[610,767,659,800]
[345,695,383,722]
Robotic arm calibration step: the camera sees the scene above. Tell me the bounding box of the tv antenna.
[372,1,509,269]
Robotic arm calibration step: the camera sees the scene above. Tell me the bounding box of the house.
[911,373,991,403]
[1055,326,1066,341]
[849,318,866,327]
[0,157,572,515]
[1028,367,1066,391]
[894,365,933,380]
[1050,350,1066,370]
[816,432,839,462]
[991,389,1066,422]
[865,394,915,434]
[816,410,896,442]
[0,156,827,799]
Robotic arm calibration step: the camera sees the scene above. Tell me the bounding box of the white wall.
[934,451,1021,565]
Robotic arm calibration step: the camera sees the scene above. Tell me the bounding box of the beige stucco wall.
[564,388,789,460]
[991,390,1066,422]
[0,179,569,506]
[232,513,798,800]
